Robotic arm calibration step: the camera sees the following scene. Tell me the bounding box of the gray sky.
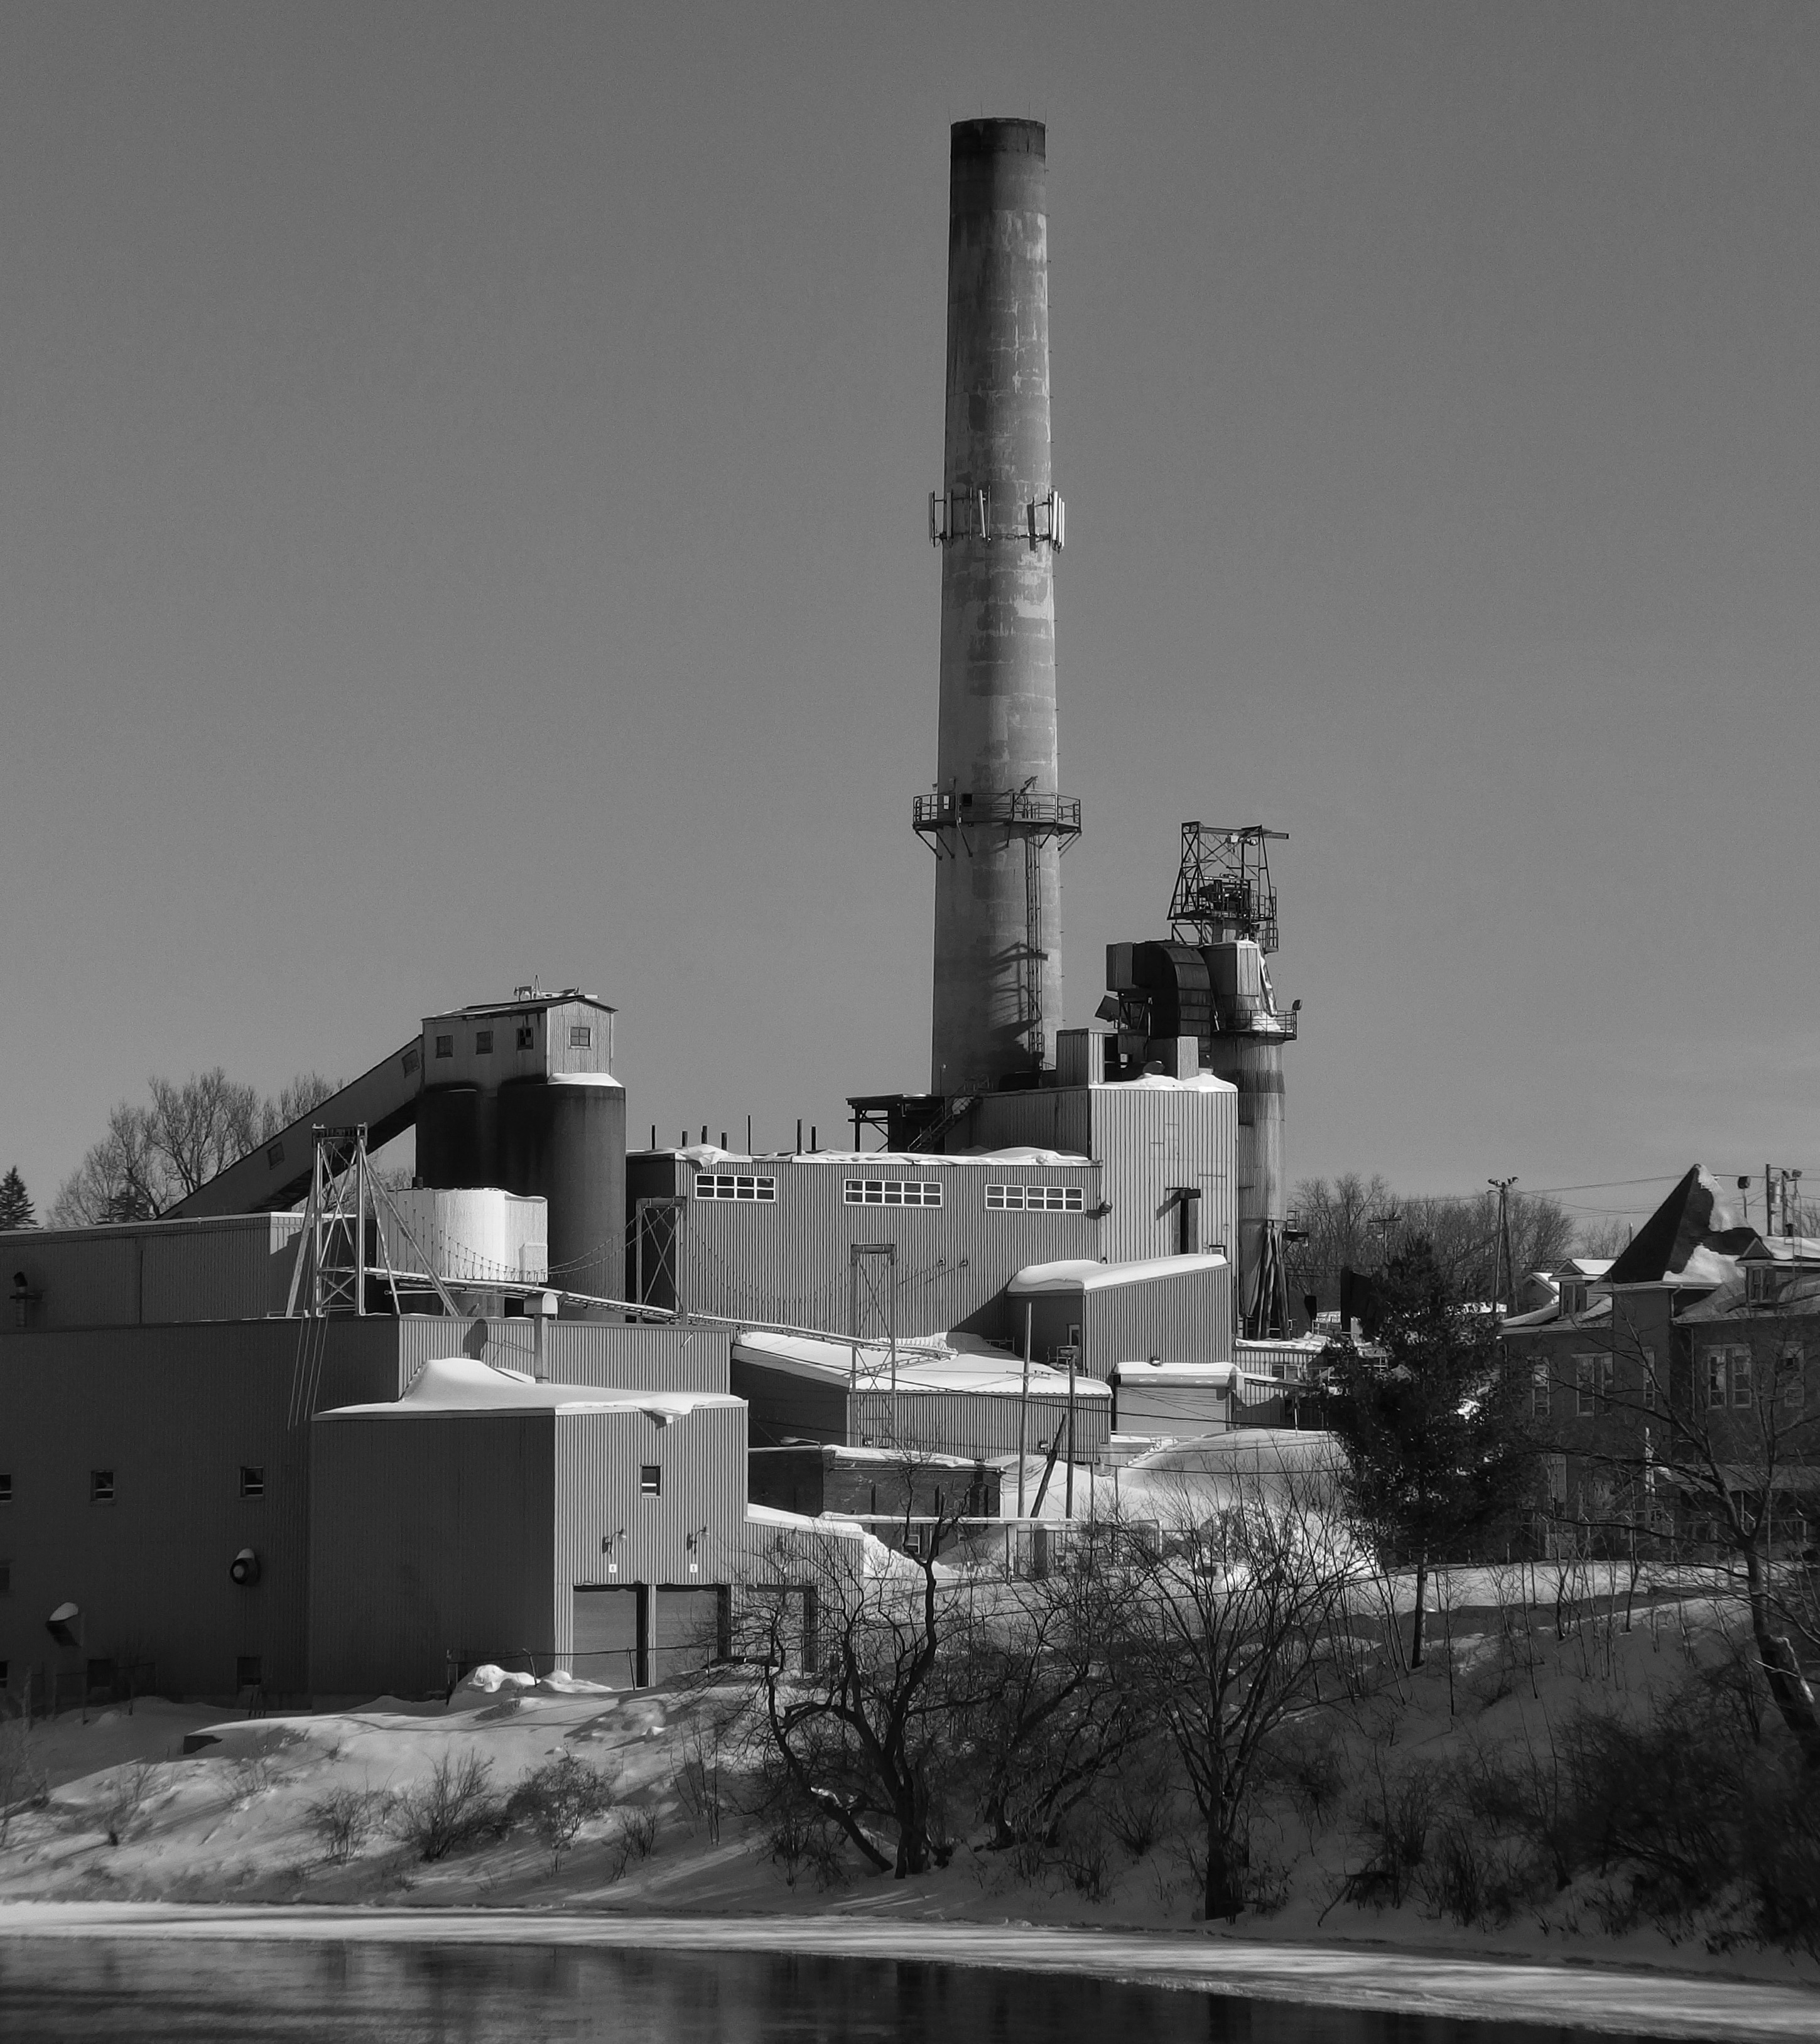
[3,3,1816,1235]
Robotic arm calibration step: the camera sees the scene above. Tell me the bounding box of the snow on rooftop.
[733,1326,1110,1400]
[1109,1360,1237,1387]
[669,1145,1091,1169]
[319,1354,734,1422]
[1009,1252,1228,1294]
[1112,1071,1236,1093]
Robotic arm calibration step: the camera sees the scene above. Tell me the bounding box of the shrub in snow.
[307,1786,394,1866]
[393,1753,508,1861]
[507,1753,619,1870]
[102,1760,160,1847]
[601,1804,661,1882]
[0,1717,48,1844]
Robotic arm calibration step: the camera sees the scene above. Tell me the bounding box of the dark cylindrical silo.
[928,119,1071,1093]
[415,1086,484,1189]
[497,1078,627,1305]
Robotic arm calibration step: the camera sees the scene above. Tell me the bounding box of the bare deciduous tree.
[51,1069,337,1223]
[1107,1464,1360,1921]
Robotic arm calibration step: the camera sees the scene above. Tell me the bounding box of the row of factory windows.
[0,1467,266,1507]
[1532,1347,1804,1418]
[432,1024,595,1057]
[691,1175,1085,1212]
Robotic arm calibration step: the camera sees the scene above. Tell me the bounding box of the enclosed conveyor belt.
[163,1041,424,1218]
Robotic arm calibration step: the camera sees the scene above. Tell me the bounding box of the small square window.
[569,1025,592,1048]
[240,1466,265,1499]
[434,1034,454,1059]
[236,1655,263,1692]
[0,1473,11,1505]
[474,1029,494,1054]
[517,1025,535,1050]
[640,1465,661,1496]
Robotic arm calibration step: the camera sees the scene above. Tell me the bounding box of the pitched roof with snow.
[1603,1167,1759,1290]
[318,1353,739,1422]
[732,1327,1111,1400]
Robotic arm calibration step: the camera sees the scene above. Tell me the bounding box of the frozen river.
[0,1906,1813,2043]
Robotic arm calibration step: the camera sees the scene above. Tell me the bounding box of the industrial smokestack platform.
[916,119,1078,1097]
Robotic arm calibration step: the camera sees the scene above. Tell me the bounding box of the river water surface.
[0,1937,1672,2043]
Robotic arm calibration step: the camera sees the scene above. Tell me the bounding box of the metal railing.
[913,791,1082,835]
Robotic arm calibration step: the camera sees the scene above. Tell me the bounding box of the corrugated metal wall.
[310,1410,557,1698]
[731,1351,1108,1461]
[1088,1085,1235,1266]
[965,1082,1236,1268]
[1088,1263,1232,1371]
[551,1402,749,1674]
[680,1157,1102,1337]
[731,1355,850,1447]
[0,1319,401,1701]
[956,1090,1094,1158]
[396,1316,729,1393]
[1,1215,303,1331]
[850,1385,1108,1461]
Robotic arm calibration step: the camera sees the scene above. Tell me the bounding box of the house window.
[1544,1455,1569,1510]
[474,1029,494,1054]
[1731,1349,1753,1408]
[90,1470,115,1505]
[434,1034,454,1059]
[236,1656,263,1692]
[1530,1364,1549,1420]
[1746,1265,1777,1306]
[695,1174,776,1201]
[640,1465,661,1496]
[1704,1351,1730,1409]
[1782,1346,1806,1413]
[569,1025,592,1048]
[1559,1281,1587,1318]
[1640,1348,1658,1412]
[1574,1353,1610,1417]
[985,1184,1085,1212]
[843,1179,942,1207]
[239,1466,265,1500]
[516,1024,535,1049]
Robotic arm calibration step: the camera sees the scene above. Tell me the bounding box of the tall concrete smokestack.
[916,119,1078,1095]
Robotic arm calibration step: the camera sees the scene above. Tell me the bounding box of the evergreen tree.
[0,1166,34,1230]
[1319,1238,1537,1666]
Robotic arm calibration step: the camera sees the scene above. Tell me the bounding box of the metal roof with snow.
[1009,1252,1229,1294]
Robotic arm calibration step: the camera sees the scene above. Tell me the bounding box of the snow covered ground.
[0,1592,1816,2036]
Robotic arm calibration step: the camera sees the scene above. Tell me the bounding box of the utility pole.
[1488,1177,1517,1318]
[1017,1302,1034,1519]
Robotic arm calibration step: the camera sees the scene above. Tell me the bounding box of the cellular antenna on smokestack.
[914,119,1079,1094]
